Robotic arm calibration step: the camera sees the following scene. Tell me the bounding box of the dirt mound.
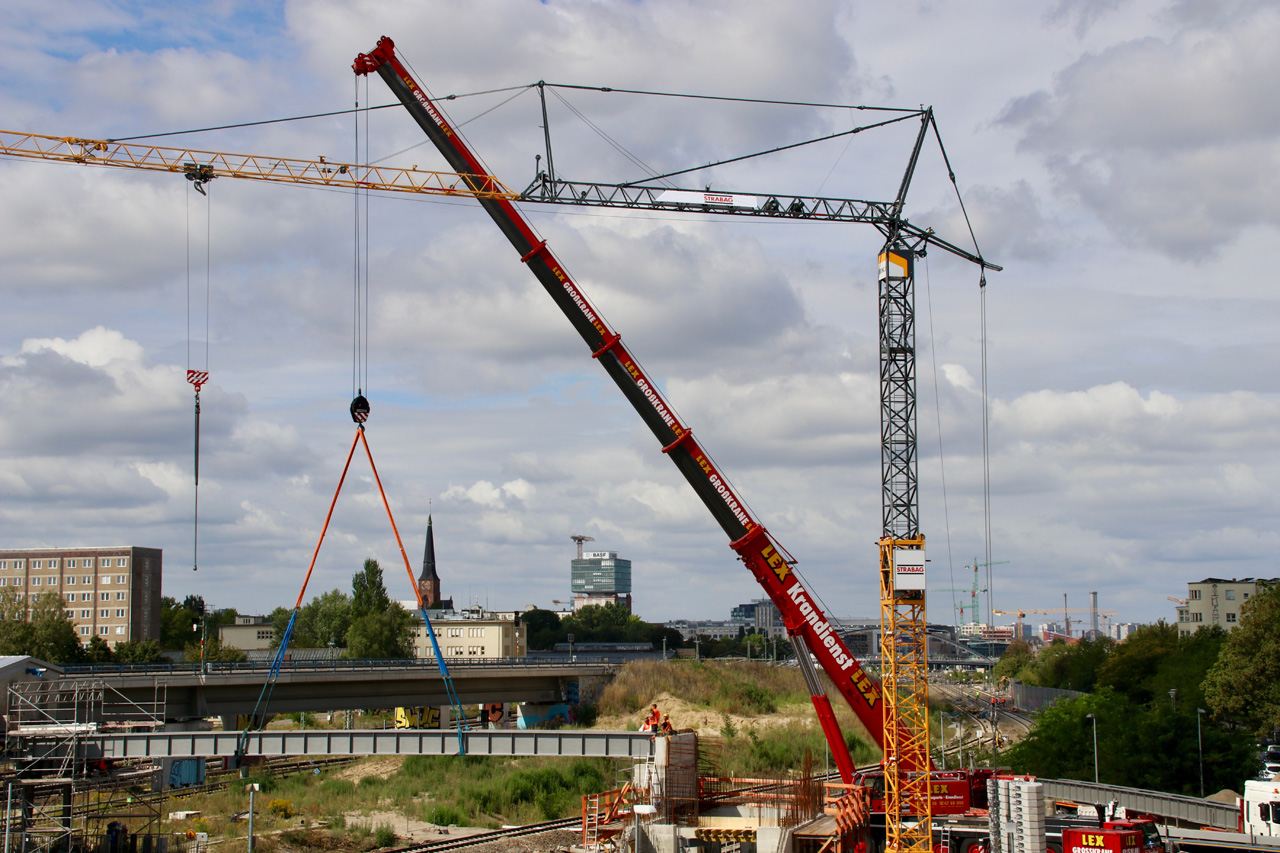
[595,691,817,737]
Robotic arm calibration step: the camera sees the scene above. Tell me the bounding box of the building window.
[81,593,91,602]
[0,561,5,570]
[115,609,126,618]
[1192,612,1203,622]
[116,592,126,600]
[47,577,57,586]
[257,630,272,641]
[82,576,91,585]
[449,646,464,656]
[447,628,462,637]
[0,579,6,588]
[79,627,90,636]
[64,560,75,569]
[46,559,57,569]
[1191,589,1201,600]
[12,578,21,587]
[31,561,40,569]
[67,577,75,585]
[65,593,73,602]
[100,559,110,568]
[80,610,90,618]
[115,575,126,584]
[1226,590,1236,600]
[1227,612,1238,623]
[117,558,127,567]
[100,609,110,618]
[100,593,109,601]
[30,578,40,586]
[99,627,109,635]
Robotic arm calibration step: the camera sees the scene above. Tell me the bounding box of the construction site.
[1,9,1276,853]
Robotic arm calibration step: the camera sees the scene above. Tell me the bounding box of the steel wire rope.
[185,182,212,572]
[618,112,921,188]
[813,107,861,197]
[104,85,530,142]
[922,254,958,627]
[367,86,534,168]
[925,113,996,623]
[540,82,920,113]
[547,88,673,186]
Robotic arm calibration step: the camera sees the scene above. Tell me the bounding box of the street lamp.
[1086,713,1098,784]
[1197,707,1206,797]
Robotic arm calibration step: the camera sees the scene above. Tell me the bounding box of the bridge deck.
[22,729,654,760]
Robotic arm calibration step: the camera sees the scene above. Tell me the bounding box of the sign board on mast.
[893,549,926,591]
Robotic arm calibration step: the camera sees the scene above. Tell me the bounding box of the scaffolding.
[4,679,169,853]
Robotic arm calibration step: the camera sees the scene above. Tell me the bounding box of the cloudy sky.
[2,0,1277,631]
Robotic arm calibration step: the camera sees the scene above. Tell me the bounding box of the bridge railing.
[60,656,619,677]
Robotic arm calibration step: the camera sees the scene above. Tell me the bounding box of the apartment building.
[1175,577,1278,636]
[414,607,526,659]
[0,546,162,648]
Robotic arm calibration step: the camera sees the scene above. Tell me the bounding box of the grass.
[598,659,812,717]
[166,754,622,841]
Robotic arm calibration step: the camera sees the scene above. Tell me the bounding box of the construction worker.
[660,714,675,735]
[643,703,661,732]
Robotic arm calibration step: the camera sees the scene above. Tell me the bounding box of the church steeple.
[418,515,445,608]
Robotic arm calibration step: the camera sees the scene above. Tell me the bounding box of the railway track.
[382,817,581,853]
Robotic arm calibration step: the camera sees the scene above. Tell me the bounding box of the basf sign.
[893,549,926,591]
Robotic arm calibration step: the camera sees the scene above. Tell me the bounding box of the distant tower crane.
[570,534,596,560]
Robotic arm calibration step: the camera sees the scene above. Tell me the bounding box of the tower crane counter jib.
[353,35,900,782]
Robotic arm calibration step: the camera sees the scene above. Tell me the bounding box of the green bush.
[425,804,464,826]
[373,824,396,847]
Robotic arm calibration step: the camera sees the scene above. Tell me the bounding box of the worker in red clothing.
[643,703,661,732]
[660,714,675,735]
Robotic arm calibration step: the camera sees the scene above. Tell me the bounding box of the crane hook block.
[350,394,370,424]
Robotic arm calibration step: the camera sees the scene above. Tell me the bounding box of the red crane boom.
[354,36,923,780]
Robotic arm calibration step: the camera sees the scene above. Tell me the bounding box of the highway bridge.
[32,658,617,720]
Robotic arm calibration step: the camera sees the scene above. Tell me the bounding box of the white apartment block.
[1175,577,1277,637]
[0,546,162,648]
[414,608,526,659]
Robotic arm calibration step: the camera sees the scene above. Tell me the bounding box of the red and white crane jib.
[354,36,908,777]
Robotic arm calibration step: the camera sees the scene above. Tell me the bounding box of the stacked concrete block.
[1008,780,1046,853]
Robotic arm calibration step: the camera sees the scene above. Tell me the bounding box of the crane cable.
[239,80,466,760]
[185,179,211,572]
[355,69,466,746]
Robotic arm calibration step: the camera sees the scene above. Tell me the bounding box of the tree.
[1006,688,1255,795]
[992,638,1034,682]
[345,604,415,659]
[0,588,34,655]
[114,639,163,663]
[344,558,413,659]
[84,635,114,663]
[351,558,391,619]
[29,591,82,663]
[270,590,353,649]
[161,596,203,649]
[183,636,247,663]
[1021,636,1114,692]
[522,608,566,650]
[1204,584,1280,733]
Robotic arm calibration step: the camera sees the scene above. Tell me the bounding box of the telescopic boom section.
[354,36,916,778]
